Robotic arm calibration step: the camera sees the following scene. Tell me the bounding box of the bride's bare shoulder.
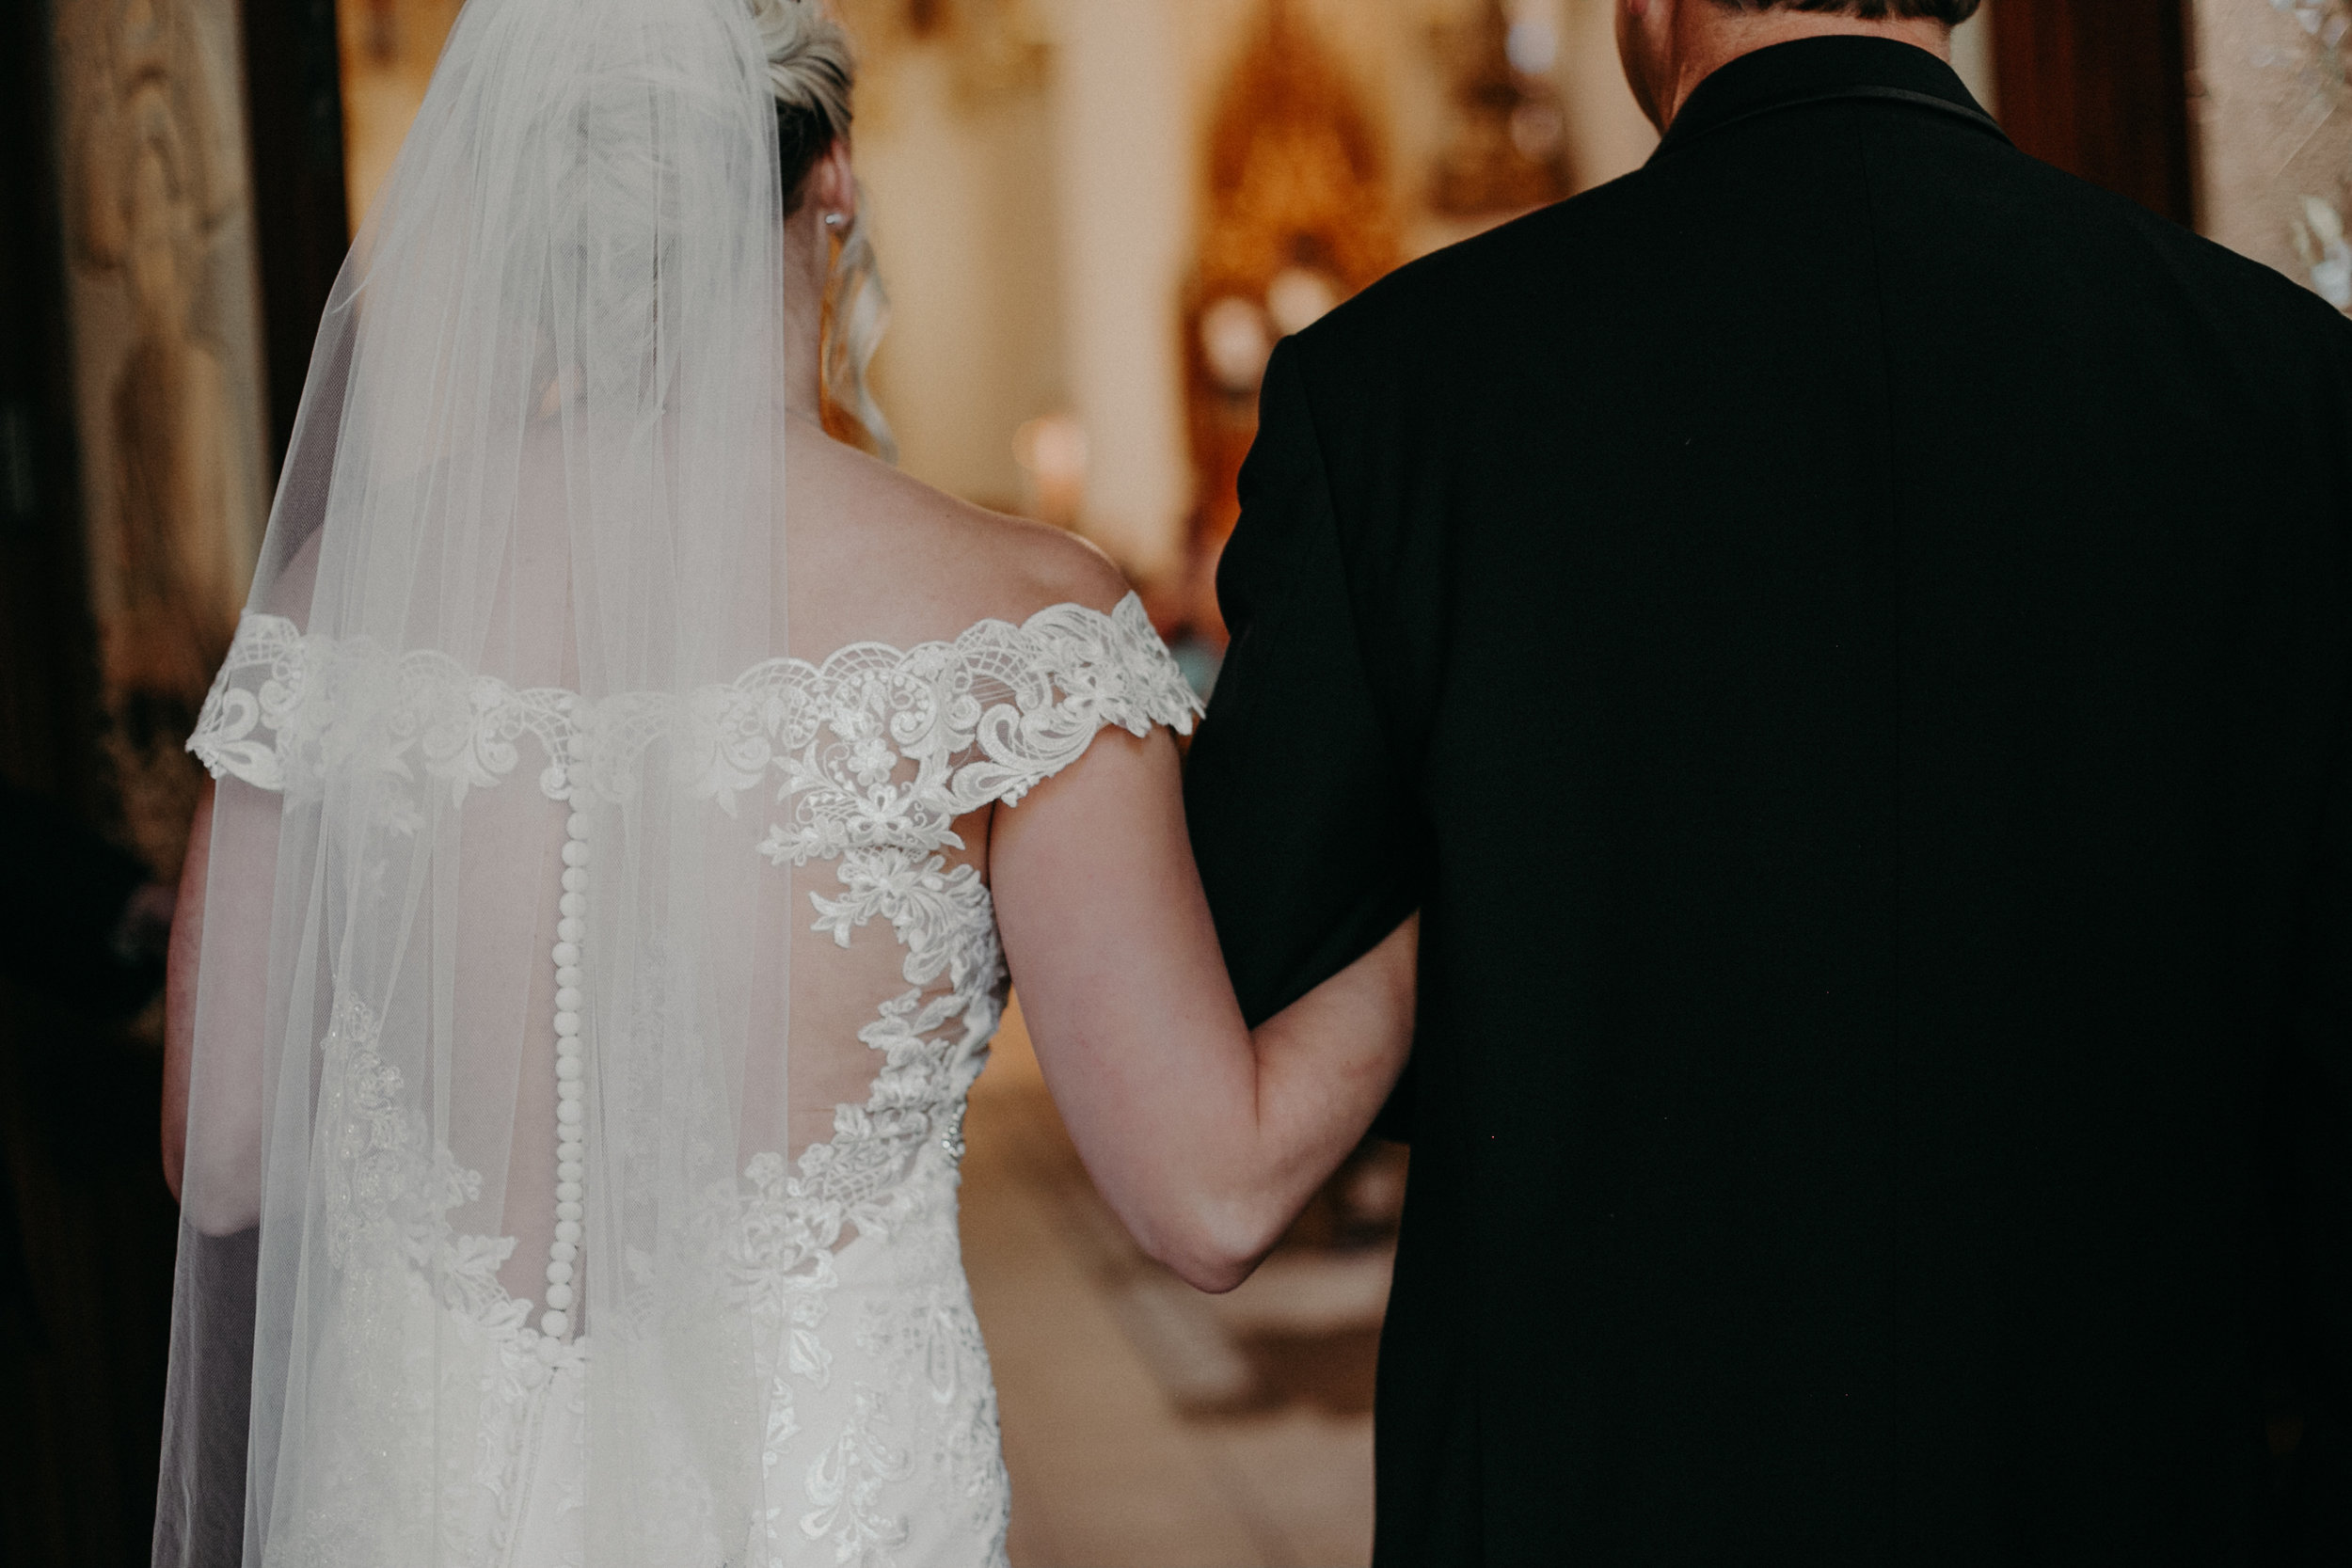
[787,425,1131,653]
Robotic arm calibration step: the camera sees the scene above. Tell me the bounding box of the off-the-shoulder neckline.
[225,590,1161,689]
[191,589,1199,803]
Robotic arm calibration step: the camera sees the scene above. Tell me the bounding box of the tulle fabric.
[156,0,794,1559]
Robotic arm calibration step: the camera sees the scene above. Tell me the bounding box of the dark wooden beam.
[239,0,351,479]
[0,15,181,1561]
[1992,0,2198,229]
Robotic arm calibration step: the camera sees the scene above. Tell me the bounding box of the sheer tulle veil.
[156,0,815,1558]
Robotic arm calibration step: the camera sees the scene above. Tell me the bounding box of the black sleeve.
[1184,339,1422,1087]
[2275,727,2352,1554]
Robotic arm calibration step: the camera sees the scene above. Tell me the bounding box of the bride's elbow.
[1163,1251,1257,1296]
[178,1131,263,1238]
[1136,1195,1285,1296]
[181,1190,262,1240]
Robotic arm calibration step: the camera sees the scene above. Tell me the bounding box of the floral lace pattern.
[270,997,591,1567]
[193,595,1199,1568]
[189,595,1198,819]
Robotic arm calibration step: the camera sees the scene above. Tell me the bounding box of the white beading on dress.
[189,592,1201,1568]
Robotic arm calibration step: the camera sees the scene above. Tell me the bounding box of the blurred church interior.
[4,0,2349,1560]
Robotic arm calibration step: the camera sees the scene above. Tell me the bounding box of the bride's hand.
[992,722,1417,1293]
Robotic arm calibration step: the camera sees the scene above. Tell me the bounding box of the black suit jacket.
[1184,37,2352,1565]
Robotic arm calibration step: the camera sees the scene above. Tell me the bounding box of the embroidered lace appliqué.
[272,996,590,1567]
[192,594,1198,1568]
[189,594,1198,819]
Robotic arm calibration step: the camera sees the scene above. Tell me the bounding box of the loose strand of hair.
[820,194,897,465]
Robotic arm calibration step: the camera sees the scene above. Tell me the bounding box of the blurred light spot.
[1510,103,1565,160]
[1264,267,1340,337]
[1200,296,1273,393]
[1506,17,1558,75]
[1014,412,1089,527]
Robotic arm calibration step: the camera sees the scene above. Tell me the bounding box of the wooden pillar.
[1,0,103,812]
[1048,0,1193,582]
[5,0,283,1553]
[0,8,181,1533]
[1991,0,2198,228]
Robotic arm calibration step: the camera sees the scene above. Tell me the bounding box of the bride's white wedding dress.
[189,592,1200,1568]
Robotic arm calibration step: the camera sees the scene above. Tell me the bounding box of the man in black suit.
[1183,1,2352,1560]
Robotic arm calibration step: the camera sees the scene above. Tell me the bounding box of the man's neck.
[1655,13,1952,131]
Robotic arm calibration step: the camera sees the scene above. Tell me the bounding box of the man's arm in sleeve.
[1184,337,1422,1042]
[2275,725,2352,1552]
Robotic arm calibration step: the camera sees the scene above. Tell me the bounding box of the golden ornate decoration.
[1176,0,1400,641]
[1429,0,1570,217]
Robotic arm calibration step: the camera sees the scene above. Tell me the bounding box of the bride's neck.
[781,206,829,424]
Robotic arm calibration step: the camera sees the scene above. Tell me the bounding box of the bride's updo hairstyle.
[751,0,897,461]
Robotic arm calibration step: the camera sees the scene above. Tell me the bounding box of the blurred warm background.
[6,1,2351,1562]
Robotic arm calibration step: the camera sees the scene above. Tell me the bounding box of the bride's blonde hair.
[751,0,896,462]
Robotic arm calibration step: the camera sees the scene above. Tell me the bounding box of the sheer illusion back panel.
[186,569,1196,1229]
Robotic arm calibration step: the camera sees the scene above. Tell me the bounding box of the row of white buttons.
[539,811,592,1340]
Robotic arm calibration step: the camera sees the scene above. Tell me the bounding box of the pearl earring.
[822,212,845,230]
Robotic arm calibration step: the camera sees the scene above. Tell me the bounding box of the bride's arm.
[163,531,319,1230]
[992,723,1416,1294]
[163,776,281,1233]
[160,784,210,1202]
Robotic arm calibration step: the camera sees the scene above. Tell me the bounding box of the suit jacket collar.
[1653,35,2007,160]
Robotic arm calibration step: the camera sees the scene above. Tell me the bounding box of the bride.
[152,0,1414,1562]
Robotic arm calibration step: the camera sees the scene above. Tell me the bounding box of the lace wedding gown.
[189,591,1200,1568]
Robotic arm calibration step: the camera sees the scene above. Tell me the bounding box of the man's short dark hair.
[1713,0,1985,23]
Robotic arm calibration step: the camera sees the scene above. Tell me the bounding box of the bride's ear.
[811,137,856,230]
